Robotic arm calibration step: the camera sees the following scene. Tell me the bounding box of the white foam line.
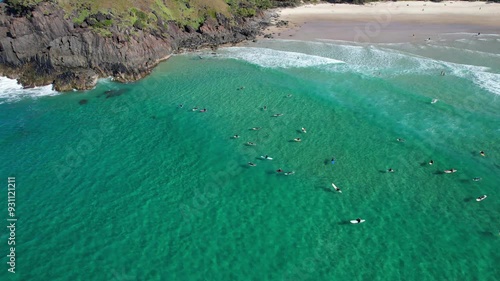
[0,76,58,104]
[205,40,500,96]
[301,41,500,96]
[418,44,500,58]
[217,47,345,68]
[472,71,500,96]
[315,38,367,46]
[443,32,500,37]
[371,46,500,95]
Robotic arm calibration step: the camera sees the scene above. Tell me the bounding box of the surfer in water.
[200,108,207,112]
[480,150,485,157]
[332,185,341,192]
[444,168,457,173]
[388,168,394,173]
[396,138,405,142]
[233,135,240,139]
[248,162,256,167]
[301,127,307,133]
[294,138,301,142]
[179,104,184,108]
[276,168,283,173]
[263,106,267,111]
[356,218,361,223]
[473,177,482,181]
[429,160,434,165]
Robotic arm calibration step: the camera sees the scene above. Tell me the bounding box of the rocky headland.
[0,1,273,91]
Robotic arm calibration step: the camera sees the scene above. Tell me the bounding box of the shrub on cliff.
[5,0,46,15]
[236,7,256,17]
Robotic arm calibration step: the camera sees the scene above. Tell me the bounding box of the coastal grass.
[5,0,361,34]
[55,0,233,31]
[6,0,322,33]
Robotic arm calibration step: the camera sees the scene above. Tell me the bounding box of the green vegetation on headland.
[4,0,318,34]
[5,0,499,35]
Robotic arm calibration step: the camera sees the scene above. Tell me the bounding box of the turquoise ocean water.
[1,34,499,280]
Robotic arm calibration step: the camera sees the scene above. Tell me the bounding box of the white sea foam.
[431,45,499,58]
[471,71,500,96]
[217,47,345,68]
[206,40,500,96]
[0,76,58,104]
[378,48,500,96]
[299,41,500,96]
[443,32,500,37]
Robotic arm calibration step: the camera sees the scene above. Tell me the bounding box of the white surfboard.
[331,183,342,193]
[476,195,487,202]
[261,156,273,160]
[350,219,365,224]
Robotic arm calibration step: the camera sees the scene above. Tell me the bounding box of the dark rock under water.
[100,89,128,99]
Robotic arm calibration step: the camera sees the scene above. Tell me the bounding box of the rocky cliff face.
[0,2,265,91]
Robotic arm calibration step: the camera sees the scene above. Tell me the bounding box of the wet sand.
[262,1,500,43]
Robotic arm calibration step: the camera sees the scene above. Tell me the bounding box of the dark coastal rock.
[54,69,99,92]
[276,20,289,28]
[0,2,265,91]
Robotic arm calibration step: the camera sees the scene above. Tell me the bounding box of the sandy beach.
[263,1,500,43]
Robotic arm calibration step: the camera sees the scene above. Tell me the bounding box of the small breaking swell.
[429,61,500,96]
[0,76,58,104]
[316,43,500,96]
[471,71,500,96]
[217,47,345,68]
